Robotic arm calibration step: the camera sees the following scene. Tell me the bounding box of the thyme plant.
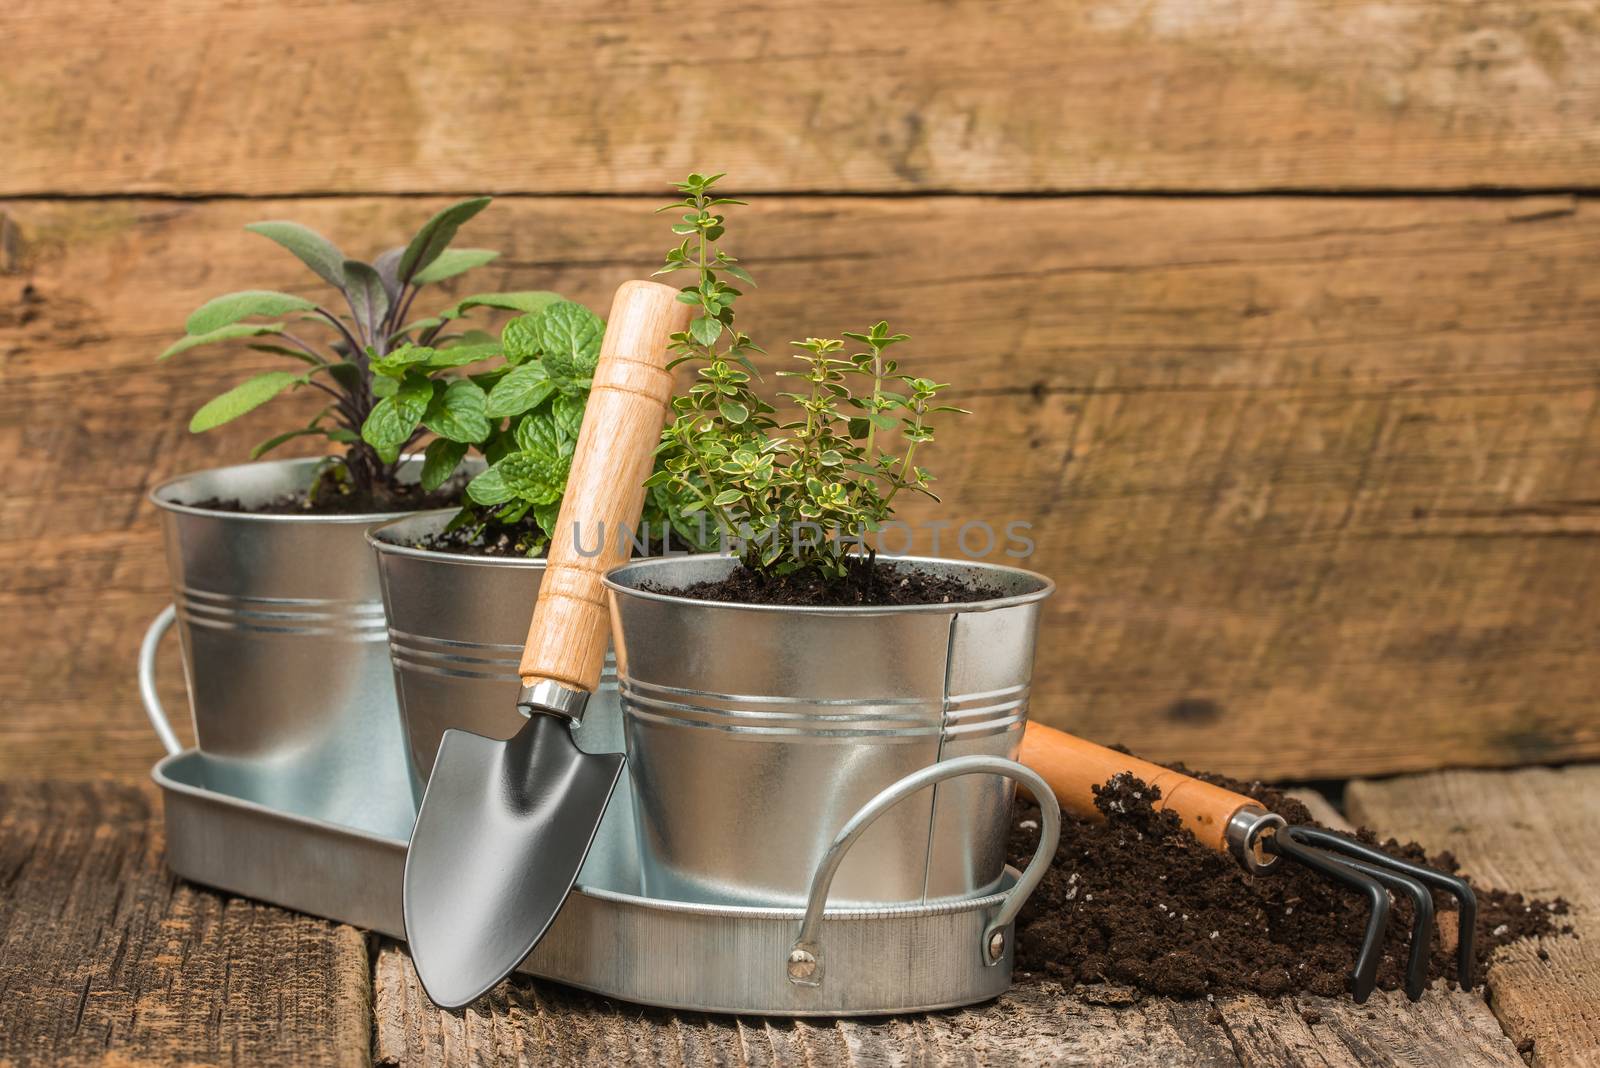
[160,197,559,506]
[647,174,967,578]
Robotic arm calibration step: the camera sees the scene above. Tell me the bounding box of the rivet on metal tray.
[787,948,819,984]
[987,930,1006,962]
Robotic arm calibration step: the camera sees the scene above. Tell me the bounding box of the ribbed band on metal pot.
[603,554,1054,909]
[366,510,636,885]
[149,457,430,837]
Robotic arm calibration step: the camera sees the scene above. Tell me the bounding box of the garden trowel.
[402,279,691,1009]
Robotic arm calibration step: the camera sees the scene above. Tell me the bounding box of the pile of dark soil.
[660,559,998,607]
[1007,768,1570,999]
[188,480,461,517]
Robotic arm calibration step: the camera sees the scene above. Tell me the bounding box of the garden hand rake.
[1019,723,1477,1003]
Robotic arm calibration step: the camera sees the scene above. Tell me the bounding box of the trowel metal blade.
[402,713,625,1009]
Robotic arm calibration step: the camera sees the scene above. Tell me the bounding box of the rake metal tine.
[1289,826,1479,989]
[1337,857,1434,1000]
[1266,828,1390,1003]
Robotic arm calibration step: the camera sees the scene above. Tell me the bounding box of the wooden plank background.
[3,1,1599,782]
[5,0,1599,194]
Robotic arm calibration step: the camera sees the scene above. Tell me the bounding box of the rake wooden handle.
[518,279,691,691]
[1018,721,1258,854]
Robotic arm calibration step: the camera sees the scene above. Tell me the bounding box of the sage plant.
[160,197,557,505]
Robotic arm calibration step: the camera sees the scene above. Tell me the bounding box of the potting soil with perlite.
[1007,766,1568,1000]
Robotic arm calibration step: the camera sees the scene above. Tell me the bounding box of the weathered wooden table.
[1,765,1593,1067]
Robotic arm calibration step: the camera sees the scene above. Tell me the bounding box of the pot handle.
[786,754,1061,988]
[138,605,184,756]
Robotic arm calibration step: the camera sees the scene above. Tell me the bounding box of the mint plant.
[364,299,601,554]
[374,293,704,557]
[647,174,967,578]
[160,197,560,507]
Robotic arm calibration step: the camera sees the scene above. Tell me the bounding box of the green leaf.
[371,344,438,377]
[467,449,570,507]
[250,426,324,460]
[485,363,555,418]
[373,246,406,302]
[361,375,432,451]
[185,290,315,335]
[325,362,363,393]
[421,379,491,444]
[250,343,321,366]
[245,221,347,288]
[718,401,749,424]
[189,371,302,432]
[443,291,564,320]
[533,301,604,379]
[341,260,389,339]
[502,314,540,363]
[712,489,743,507]
[420,438,469,490]
[159,322,285,360]
[551,393,585,448]
[515,412,562,457]
[425,341,500,368]
[413,248,500,285]
[532,502,561,539]
[689,316,723,347]
[398,197,492,283]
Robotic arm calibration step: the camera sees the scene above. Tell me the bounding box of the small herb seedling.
[647,174,967,578]
[161,197,560,507]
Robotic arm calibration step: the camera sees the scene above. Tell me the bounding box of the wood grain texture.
[1347,766,1600,1068]
[4,0,1600,195]
[372,941,1520,1066]
[520,280,688,689]
[3,195,1599,780]
[0,778,370,1067]
[1212,988,1522,1068]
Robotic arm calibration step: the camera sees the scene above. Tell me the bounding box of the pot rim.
[603,553,1054,616]
[149,456,429,525]
[365,508,554,568]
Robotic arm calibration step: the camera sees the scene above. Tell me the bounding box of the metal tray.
[153,749,1053,1016]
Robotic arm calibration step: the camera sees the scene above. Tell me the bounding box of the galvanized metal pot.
[366,512,631,851]
[141,457,429,833]
[603,554,1053,908]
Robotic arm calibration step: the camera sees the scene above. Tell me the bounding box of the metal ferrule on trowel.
[518,679,590,724]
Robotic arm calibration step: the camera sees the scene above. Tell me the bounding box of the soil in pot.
[409,517,702,560]
[1007,762,1571,1000]
[188,475,466,516]
[400,511,552,557]
[650,558,1000,607]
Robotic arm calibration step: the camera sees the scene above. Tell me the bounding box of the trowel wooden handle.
[1018,722,1257,855]
[518,280,691,690]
